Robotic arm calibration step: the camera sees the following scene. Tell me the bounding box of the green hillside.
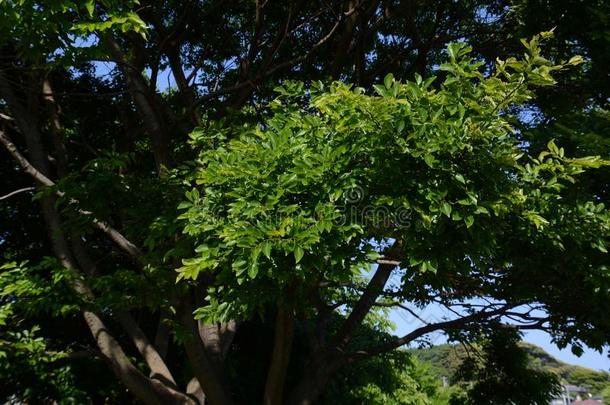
[411,342,610,396]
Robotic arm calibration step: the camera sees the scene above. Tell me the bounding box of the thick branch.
[41,77,68,176]
[330,0,361,79]
[154,311,172,360]
[198,319,239,365]
[104,36,171,170]
[116,311,178,387]
[0,74,191,404]
[84,309,196,405]
[330,255,399,349]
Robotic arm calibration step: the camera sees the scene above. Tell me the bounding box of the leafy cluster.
[451,330,561,404]
[322,352,441,405]
[178,34,608,329]
[0,261,85,402]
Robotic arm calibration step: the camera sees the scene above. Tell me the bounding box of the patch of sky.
[474,5,508,25]
[389,299,609,371]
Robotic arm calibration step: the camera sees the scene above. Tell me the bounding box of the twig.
[0,186,35,200]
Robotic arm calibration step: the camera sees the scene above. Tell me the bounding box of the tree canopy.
[1,1,609,404]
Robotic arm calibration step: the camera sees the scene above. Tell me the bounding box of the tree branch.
[198,12,343,105]
[178,294,234,405]
[330,243,402,350]
[116,311,179,388]
[347,304,515,362]
[0,73,192,404]
[0,129,145,262]
[104,36,172,170]
[0,186,34,200]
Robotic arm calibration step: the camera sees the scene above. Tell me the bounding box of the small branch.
[0,186,34,200]
[347,304,515,362]
[0,112,15,121]
[376,258,401,266]
[372,301,430,325]
[198,14,343,105]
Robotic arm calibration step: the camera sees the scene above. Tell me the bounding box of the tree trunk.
[264,304,295,405]
[178,297,235,405]
[287,356,337,405]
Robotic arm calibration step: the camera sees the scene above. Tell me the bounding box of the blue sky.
[390,308,609,371]
[523,329,609,371]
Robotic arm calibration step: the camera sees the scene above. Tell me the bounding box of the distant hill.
[521,343,610,394]
[411,342,610,395]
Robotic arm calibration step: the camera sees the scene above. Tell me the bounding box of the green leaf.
[384,73,394,89]
[568,55,584,66]
[420,260,437,273]
[373,84,388,97]
[84,0,95,16]
[447,42,468,60]
[414,73,422,85]
[423,154,436,168]
[294,246,304,263]
[524,211,549,229]
[248,263,259,279]
[262,242,272,259]
[440,202,452,217]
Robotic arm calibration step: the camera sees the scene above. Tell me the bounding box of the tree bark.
[264,304,295,405]
[178,296,235,405]
[154,309,172,359]
[330,0,361,79]
[330,260,397,350]
[116,311,179,387]
[83,310,196,405]
[286,354,338,405]
[41,77,68,176]
[167,47,202,126]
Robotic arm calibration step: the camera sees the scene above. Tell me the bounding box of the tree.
[567,368,610,395]
[602,385,610,404]
[1,1,609,404]
[451,329,560,405]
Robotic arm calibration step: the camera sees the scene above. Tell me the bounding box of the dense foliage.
[414,341,610,403]
[1,1,609,404]
[451,330,561,404]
